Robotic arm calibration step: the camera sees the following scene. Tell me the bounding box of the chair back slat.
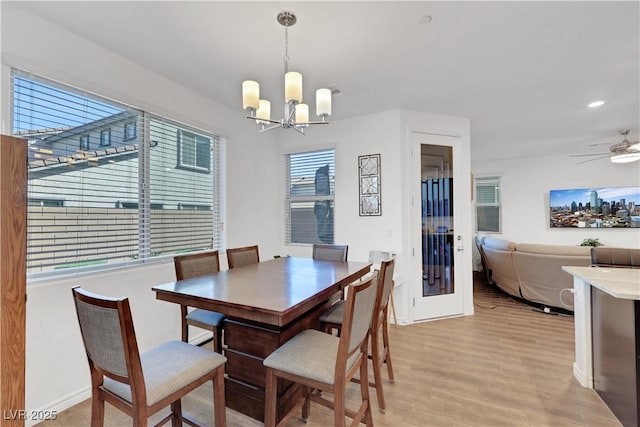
[227,245,260,269]
[313,244,348,262]
[175,250,220,280]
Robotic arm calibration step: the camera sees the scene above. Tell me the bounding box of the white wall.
[472,153,640,249]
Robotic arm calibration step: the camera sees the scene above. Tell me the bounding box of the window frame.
[100,129,111,146]
[124,122,136,141]
[79,134,90,150]
[285,148,336,245]
[11,69,224,280]
[176,129,212,173]
[474,175,502,233]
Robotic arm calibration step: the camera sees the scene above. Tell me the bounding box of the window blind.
[285,149,335,244]
[12,70,223,275]
[475,176,501,233]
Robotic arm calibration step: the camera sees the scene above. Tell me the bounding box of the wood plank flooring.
[37,273,620,426]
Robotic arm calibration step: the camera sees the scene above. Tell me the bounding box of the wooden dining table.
[152,256,371,422]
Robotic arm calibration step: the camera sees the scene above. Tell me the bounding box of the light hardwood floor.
[38,274,620,426]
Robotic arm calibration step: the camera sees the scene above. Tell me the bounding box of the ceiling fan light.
[611,152,640,163]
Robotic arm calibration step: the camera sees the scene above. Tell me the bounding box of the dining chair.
[174,250,225,353]
[226,245,260,269]
[319,257,396,412]
[71,286,227,427]
[312,243,349,262]
[263,271,378,427]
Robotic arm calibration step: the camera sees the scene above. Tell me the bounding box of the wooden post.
[0,135,27,427]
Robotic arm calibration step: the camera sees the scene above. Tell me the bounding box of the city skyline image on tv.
[549,186,640,228]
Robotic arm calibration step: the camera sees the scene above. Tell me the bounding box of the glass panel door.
[412,132,464,321]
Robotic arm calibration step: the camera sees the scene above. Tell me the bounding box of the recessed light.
[587,100,605,108]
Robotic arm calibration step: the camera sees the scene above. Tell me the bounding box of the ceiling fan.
[571,129,640,164]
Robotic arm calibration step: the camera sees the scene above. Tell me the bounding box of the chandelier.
[241,11,331,135]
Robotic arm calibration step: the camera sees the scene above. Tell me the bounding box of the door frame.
[405,129,474,323]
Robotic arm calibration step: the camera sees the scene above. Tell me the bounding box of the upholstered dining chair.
[312,243,349,262]
[319,257,396,412]
[226,245,260,269]
[174,250,225,353]
[71,286,227,427]
[263,271,378,427]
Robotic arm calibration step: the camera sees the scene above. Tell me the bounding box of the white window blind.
[285,149,335,244]
[475,176,501,233]
[12,70,223,275]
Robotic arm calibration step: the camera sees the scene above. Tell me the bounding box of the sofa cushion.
[515,243,591,257]
[482,237,516,252]
[591,247,640,268]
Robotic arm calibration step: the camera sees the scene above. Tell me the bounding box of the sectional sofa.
[476,236,592,312]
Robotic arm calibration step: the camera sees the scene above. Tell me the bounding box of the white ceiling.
[11,1,640,161]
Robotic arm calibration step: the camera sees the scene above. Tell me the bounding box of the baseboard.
[25,386,91,427]
[573,362,593,388]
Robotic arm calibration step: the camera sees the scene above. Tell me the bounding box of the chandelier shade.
[241,11,331,135]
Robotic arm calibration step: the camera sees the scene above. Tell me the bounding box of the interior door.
[412,132,465,320]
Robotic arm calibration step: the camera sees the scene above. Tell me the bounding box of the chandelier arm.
[258,123,284,133]
[245,116,282,125]
[298,121,330,125]
[290,126,306,136]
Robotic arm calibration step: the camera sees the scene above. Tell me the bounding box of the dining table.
[152,256,371,423]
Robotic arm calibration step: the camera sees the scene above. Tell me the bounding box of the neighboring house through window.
[285,149,335,244]
[475,175,501,233]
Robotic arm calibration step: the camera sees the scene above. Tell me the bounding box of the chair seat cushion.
[319,300,345,325]
[186,308,225,326]
[103,341,226,405]
[264,329,358,386]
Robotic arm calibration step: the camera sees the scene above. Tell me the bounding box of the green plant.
[579,238,603,247]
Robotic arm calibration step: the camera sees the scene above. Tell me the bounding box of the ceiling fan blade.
[575,154,610,164]
[569,152,610,157]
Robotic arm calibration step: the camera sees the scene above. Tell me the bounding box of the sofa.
[476,236,592,312]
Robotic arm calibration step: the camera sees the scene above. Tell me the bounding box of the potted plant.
[579,238,603,247]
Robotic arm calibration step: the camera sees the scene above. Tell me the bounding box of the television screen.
[549,186,640,228]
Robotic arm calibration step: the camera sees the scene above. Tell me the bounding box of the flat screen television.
[549,186,640,228]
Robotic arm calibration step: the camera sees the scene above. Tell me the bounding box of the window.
[79,135,89,150]
[475,176,501,233]
[12,70,223,275]
[124,122,136,140]
[177,130,211,172]
[100,129,111,146]
[285,149,335,244]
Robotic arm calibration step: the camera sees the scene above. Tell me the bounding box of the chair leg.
[264,367,278,427]
[301,385,310,422]
[333,380,346,427]
[180,305,189,342]
[382,314,395,382]
[370,326,386,413]
[213,366,227,427]
[90,390,105,427]
[358,351,374,427]
[170,399,182,427]
[214,325,224,354]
